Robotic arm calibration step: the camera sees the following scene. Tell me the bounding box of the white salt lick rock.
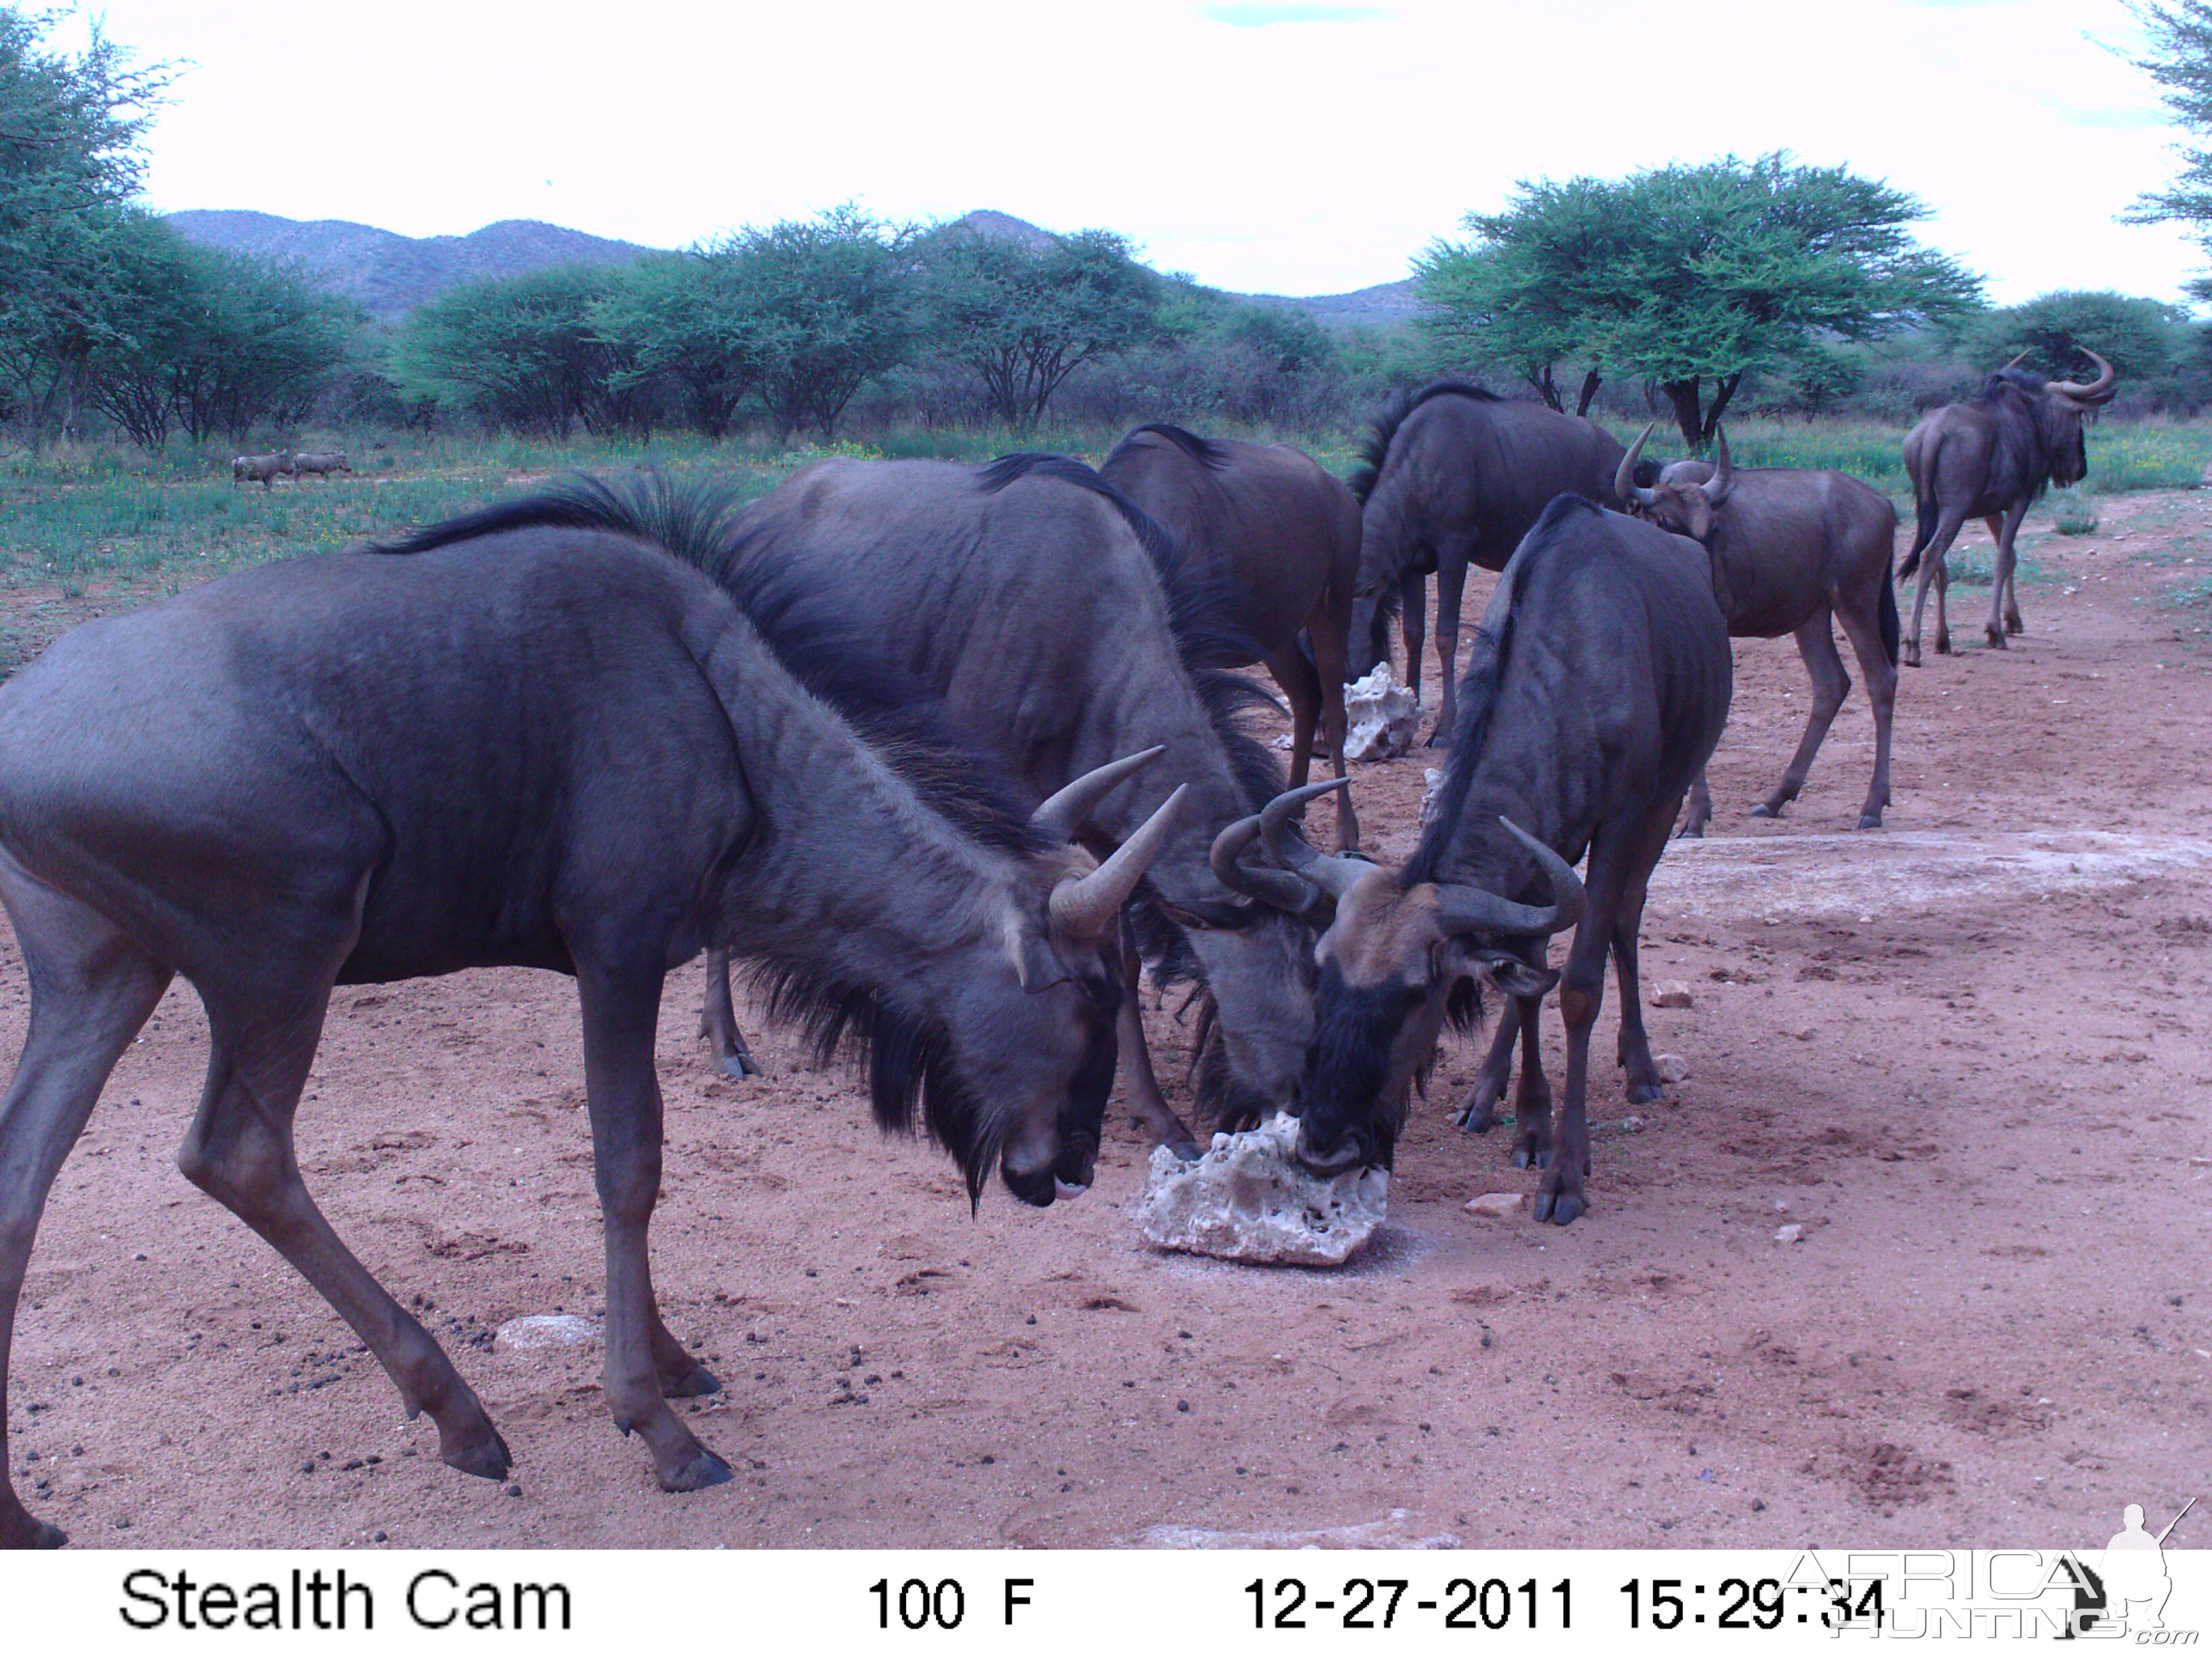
[494,1313,601,1353]
[1343,665,1420,762]
[1136,1112,1387,1266]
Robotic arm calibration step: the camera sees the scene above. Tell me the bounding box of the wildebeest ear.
[1011,930,1073,993]
[1471,949,1557,1000]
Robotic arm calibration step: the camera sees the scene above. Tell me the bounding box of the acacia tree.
[1422,155,1983,447]
[916,225,1158,427]
[588,251,766,438]
[2124,0,2212,293]
[1967,289,2184,386]
[391,266,649,435]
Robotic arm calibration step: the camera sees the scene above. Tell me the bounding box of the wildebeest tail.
[1898,491,1940,583]
[1879,566,1900,665]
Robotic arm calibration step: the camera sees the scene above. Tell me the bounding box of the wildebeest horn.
[2001,350,2030,371]
[1615,422,1660,508]
[1048,783,1188,943]
[1031,745,1166,842]
[2048,348,2117,403]
[1434,817,1586,938]
[1209,813,1322,914]
[1258,779,1374,900]
[1700,426,1734,506]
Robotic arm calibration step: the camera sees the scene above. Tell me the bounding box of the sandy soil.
[3,493,2208,1551]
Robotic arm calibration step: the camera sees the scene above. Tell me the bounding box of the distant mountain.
[164,211,656,319]
[163,207,1424,329]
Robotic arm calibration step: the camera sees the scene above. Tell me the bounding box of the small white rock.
[1343,665,1420,761]
[1418,768,1446,830]
[494,1313,601,1352]
[1465,1191,1523,1218]
[1136,1113,1387,1266]
[1621,1114,1647,1134]
[1774,1223,1805,1245]
[1655,1053,1690,1084]
[1650,981,1694,1010]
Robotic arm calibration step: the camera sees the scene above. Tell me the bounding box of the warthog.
[1898,348,2118,663]
[1616,425,1901,831]
[1101,424,1364,848]
[1255,496,1730,1224]
[291,451,352,480]
[230,450,293,490]
[1346,382,1633,744]
[0,476,1179,1547]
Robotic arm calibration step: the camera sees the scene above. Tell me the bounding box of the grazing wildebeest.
[0,478,1182,1547]
[230,449,293,490]
[291,451,353,480]
[689,454,1323,1153]
[1263,496,1730,1224]
[1898,348,2118,664]
[1345,381,1631,744]
[1100,424,1364,848]
[1614,424,1901,832]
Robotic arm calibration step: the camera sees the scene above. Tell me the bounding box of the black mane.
[1404,493,1599,885]
[1104,422,1229,473]
[1347,379,1503,506]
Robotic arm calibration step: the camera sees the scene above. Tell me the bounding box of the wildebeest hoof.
[2005,617,2024,634]
[1165,1139,1203,1163]
[1857,812,1884,830]
[716,1051,762,1080]
[1625,1082,1664,1105]
[1532,1187,1585,1226]
[1674,822,1705,840]
[1748,802,1780,819]
[659,1448,734,1493]
[1986,628,2007,649]
[443,1430,513,1481]
[662,1362,723,1399]
[1,1510,66,1549]
[1511,1143,1549,1170]
[1902,648,1922,669]
[1423,731,1450,749]
[1936,634,1952,655]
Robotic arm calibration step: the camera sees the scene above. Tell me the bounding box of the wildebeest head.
[2005,348,2118,489]
[1212,784,1582,1172]
[1614,422,1735,544]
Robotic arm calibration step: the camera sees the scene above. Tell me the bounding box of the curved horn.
[1048,783,1188,943]
[2047,347,2116,403]
[1700,426,1734,507]
[2001,350,2030,371]
[1258,779,1374,900]
[1433,817,1586,939]
[1614,422,1660,508]
[1209,812,1322,914]
[1030,745,1166,842]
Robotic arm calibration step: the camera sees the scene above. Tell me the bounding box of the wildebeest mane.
[1347,379,1504,506]
[1104,422,1229,472]
[1404,493,1595,885]
[380,471,1043,859]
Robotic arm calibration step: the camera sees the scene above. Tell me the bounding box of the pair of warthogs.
[230,449,352,489]
[0,353,2117,1541]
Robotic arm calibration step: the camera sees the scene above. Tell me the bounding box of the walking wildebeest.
[1261,495,1730,1225]
[1898,348,2118,664]
[1100,424,1364,848]
[1346,381,1633,744]
[0,478,1183,1547]
[230,449,293,490]
[1614,424,1901,832]
[291,451,353,480]
[687,454,1323,1153]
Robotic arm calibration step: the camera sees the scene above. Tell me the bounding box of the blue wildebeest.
[1898,348,2117,664]
[0,476,1181,1547]
[1615,424,1902,832]
[1345,381,1633,744]
[1258,496,1731,1225]
[1100,424,1364,848]
[230,449,293,489]
[685,454,1327,1155]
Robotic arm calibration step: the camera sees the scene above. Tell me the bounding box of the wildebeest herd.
[0,349,2117,1545]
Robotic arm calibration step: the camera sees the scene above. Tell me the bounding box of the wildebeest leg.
[0,873,171,1549]
[1397,570,1426,702]
[1265,640,1324,793]
[575,963,732,1492]
[1610,799,1679,1106]
[1904,508,1969,665]
[1678,768,1713,838]
[1985,508,2029,644]
[1833,584,1900,830]
[1305,606,1359,849]
[695,947,763,1078]
[175,978,516,1483]
[1530,807,1654,1225]
[1116,912,1199,1158]
[1753,611,1849,820]
[1454,998,1519,1132]
[1426,547,1471,746]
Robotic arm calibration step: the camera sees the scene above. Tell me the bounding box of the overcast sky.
[50,0,2210,308]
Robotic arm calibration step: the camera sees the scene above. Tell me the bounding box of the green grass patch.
[2049,488,2100,536]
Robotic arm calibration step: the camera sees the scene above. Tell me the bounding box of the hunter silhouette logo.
[2060,1497,2196,1639]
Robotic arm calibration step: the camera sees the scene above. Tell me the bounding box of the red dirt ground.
[3,493,2207,1550]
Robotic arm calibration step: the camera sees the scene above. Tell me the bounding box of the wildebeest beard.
[1297,965,1487,1168]
[1128,890,1298,1133]
[750,959,1116,1208]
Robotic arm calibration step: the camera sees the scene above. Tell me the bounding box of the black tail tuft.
[1879,565,1900,664]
